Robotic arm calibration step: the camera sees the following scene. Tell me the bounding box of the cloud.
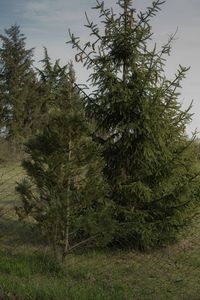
[20,0,84,26]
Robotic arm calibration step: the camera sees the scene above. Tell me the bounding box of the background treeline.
[0,0,200,263]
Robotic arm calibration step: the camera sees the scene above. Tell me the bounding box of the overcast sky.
[0,0,199,136]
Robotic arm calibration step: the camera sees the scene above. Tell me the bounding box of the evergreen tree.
[0,25,38,143]
[16,64,113,261]
[36,47,68,127]
[68,0,200,249]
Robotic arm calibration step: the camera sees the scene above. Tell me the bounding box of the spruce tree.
[16,63,113,260]
[36,47,68,127]
[68,0,200,249]
[0,25,38,144]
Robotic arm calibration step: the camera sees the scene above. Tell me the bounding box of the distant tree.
[0,25,39,144]
[16,64,113,261]
[68,0,200,249]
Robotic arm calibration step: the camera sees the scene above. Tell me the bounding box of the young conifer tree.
[68,0,200,249]
[36,47,68,128]
[0,25,38,143]
[16,62,113,261]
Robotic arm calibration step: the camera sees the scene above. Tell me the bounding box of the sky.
[0,0,200,136]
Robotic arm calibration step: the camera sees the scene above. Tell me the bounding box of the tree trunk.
[62,137,72,261]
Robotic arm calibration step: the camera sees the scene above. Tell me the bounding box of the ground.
[0,162,200,299]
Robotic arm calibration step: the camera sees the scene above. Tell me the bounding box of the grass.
[0,162,24,208]
[0,161,200,299]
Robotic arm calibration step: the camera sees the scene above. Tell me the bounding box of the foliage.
[35,47,69,128]
[0,25,40,144]
[16,61,113,261]
[68,0,200,249]
[1,159,200,299]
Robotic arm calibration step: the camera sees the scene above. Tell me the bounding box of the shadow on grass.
[0,250,63,278]
[0,217,44,248]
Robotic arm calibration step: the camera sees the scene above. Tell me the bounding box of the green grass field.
[0,162,200,299]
